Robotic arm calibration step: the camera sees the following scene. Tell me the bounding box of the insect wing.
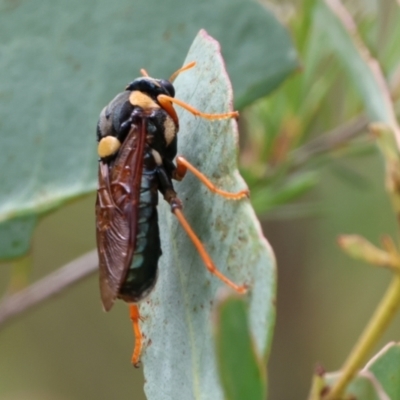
[96,121,147,311]
[96,163,129,311]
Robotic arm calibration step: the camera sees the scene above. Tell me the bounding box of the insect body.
[96,62,248,366]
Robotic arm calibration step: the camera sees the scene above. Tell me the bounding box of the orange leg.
[173,207,247,294]
[129,304,143,368]
[157,94,239,120]
[176,156,249,199]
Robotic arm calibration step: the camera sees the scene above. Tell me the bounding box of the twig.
[0,250,98,328]
[292,114,369,167]
[324,274,400,400]
[292,58,400,169]
[390,62,400,101]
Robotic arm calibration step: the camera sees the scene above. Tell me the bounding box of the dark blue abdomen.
[118,150,161,302]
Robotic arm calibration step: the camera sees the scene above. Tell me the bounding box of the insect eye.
[159,79,175,97]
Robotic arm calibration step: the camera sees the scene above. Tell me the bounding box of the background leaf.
[365,342,400,400]
[315,0,400,134]
[139,31,276,400]
[325,371,388,400]
[324,343,400,400]
[0,0,298,260]
[214,292,267,400]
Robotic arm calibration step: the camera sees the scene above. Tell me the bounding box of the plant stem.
[324,274,400,400]
[0,250,98,328]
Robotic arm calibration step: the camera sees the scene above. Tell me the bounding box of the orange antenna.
[140,68,149,77]
[169,61,196,83]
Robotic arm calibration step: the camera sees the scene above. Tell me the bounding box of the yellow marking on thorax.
[98,136,121,158]
[163,115,176,145]
[129,91,160,110]
[151,149,163,166]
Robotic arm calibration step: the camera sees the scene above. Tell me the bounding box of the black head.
[125,77,175,98]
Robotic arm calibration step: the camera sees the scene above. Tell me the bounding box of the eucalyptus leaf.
[0,216,37,258]
[139,31,275,400]
[323,343,400,400]
[0,0,298,260]
[324,371,388,400]
[365,342,400,400]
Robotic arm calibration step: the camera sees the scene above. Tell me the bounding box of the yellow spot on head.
[98,136,121,158]
[129,90,160,110]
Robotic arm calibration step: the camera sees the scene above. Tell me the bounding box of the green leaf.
[140,31,276,400]
[323,343,400,400]
[251,171,319,215]
[0,0,297,261]
[324,371,387,400]
[365,342,400,400]
[0,216,37,259]
[315,1,400,133]
[214,292,267,400]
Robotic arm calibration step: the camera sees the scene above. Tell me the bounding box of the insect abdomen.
[118,151,161,303]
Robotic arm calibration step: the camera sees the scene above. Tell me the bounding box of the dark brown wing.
[96,119,147,311]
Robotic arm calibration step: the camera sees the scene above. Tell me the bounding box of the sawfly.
[96,61,248,366]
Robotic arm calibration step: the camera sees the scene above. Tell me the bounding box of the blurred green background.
[1,0,400,399]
